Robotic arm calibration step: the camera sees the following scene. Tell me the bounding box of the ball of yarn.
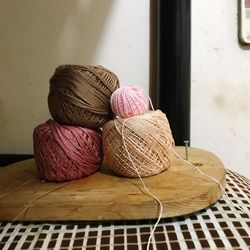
[48,64,119,129]
[103,110,174,177]
[110,85,148,118]
[33,119,102,182]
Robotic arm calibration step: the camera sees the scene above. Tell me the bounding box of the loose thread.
[0,179,36,200]
[117,118,163,250]
[145,93,250,215]
[152,120,250,216]
[146,93,250,214]
[171,146,250,216]
[12,181,71,222]
[143,90,155,112]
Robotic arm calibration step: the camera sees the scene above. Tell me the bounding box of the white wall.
[192,0,250,178]
[0,0,149,154]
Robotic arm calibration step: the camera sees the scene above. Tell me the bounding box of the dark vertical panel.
[149,0,158,107]
[152,0,191,145]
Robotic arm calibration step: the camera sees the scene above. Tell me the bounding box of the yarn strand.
[12,181,71,222]
[143,91,155,111]
[0,179,36,200]
[170,145,250,216]
[146,93,250,217]
[118,119,163,250]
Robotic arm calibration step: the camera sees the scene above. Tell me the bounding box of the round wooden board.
[0,147,226,221]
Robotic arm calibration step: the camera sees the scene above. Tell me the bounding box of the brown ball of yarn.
[102,110,174,177]
[48,64,119,128]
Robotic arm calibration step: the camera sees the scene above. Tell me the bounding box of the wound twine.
[33,119,102,182]
[103,110,174,177]
[48,64,119,128]
[110,85,148,118]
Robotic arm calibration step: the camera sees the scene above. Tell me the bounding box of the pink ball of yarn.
[33,119,102,182]
[110,85,148,118]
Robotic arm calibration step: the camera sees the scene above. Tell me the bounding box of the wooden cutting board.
[0,147,226,221]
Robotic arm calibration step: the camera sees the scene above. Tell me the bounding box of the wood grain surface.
[0,147,226,221]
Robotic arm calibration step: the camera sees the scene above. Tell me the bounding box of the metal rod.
[183,140,189,160]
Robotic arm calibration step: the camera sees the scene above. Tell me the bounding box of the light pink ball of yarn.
[33,119,102,182]
[110,85,148,118]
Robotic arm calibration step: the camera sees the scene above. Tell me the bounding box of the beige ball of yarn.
[48,64,119,129]
[102,110,174,177]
